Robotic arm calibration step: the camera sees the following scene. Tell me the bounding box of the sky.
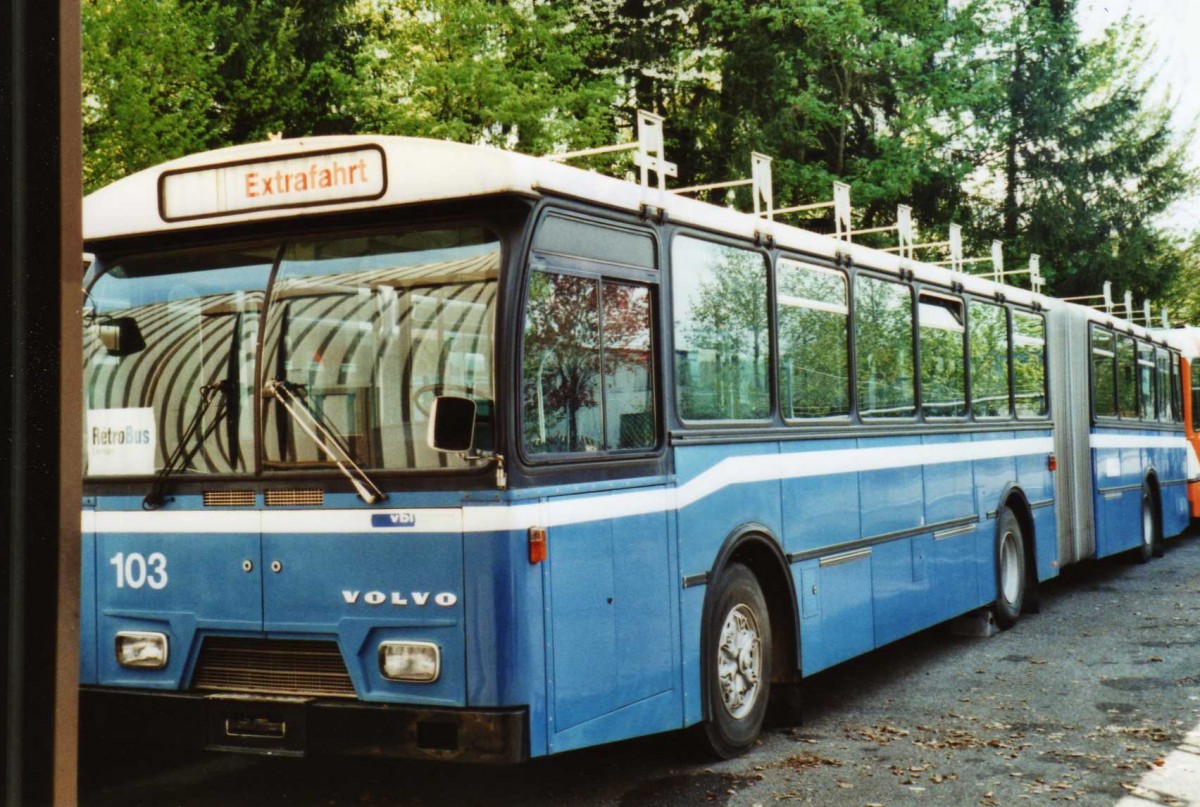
[1077,0,1200,234]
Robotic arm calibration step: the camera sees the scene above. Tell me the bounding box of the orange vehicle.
[1161,327,1200,517]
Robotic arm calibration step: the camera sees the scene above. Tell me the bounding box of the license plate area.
[206,694,311,756]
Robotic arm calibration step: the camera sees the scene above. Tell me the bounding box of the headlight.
[115,631,168,669]
[379,641,440,682]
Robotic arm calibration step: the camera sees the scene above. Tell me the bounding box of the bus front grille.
[204,490,256,507]
[191,638,357,699]
[265,489,324,506]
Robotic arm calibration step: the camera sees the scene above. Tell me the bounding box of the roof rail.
[1061,280,1115,315]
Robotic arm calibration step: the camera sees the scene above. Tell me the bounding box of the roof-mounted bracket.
[544,109,677,201]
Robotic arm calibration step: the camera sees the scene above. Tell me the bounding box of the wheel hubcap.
[717,603,761,719]
[1142,500,1154,548]
[1000,531,1020,605]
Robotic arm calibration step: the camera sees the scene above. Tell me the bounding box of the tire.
[1135,483,1161,563]
[702,563,772,759]
[993,507,1026,630]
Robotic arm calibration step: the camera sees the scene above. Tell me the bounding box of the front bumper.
[81,686,528,763]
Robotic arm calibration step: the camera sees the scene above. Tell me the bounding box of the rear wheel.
[702,563,771,759]
[1135,483,1161,563]
[993,507,1026,630]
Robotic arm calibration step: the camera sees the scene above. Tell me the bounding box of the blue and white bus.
[80,134,1189,762]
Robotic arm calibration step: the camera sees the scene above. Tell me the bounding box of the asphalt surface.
[80,528,1200,806]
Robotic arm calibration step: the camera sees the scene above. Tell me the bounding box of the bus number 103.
[109,552,168,590]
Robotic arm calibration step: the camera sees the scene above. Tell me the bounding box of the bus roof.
[83,134,1172,345]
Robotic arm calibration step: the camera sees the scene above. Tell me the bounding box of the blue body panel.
[84,427,1077,756]
[1091,428,1189,558]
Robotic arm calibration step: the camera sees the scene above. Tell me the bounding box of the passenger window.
[1117,335,1136,418]
[968,300,1010,418]
[1156,348,1171,422]
[672,236,770,421]
[918,293,966,418]
[1092,328,1116,417]
[777,260,849,419]
[522,272,657,454]
[1013,312,1048,418]
[1137,341,1155,421]
[1174,355,1185,424]
[855,275,915,418]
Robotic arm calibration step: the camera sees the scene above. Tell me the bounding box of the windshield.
[83,226,499,477]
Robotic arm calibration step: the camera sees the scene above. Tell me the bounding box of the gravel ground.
[80,528,1200,806]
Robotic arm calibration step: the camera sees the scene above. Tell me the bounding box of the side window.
[917,292,966,418]
[777,260,849,419]
[1174,354,1184,424]
[1137,341,1155,421]
[522,272,656,454]
[968,300,1011,418]
[1190,358,1200,431]
[672,236,770,421]
[1013,311,1048,417]
[1092,327,1116,417]
[1117,335,1136,418]
[1155,348,1171,422]
[855,274,915,419]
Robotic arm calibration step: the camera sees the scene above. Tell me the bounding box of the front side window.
[968,300,1010,418]
[84,247,274,476]
[855,275,915,418]
[672,236,770,421]
[918,293,966,418]
[261,228,499,471]
[777,260,849,419]
[521,272,656,454]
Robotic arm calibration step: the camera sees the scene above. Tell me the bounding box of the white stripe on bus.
[86,436,1060,534]
[1090,433,1189,450]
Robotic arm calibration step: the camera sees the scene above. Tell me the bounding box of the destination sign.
[158,145,387,221]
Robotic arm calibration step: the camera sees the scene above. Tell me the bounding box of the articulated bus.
[80,135,1190,762]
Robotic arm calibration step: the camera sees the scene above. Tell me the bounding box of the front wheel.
[993,507,1026,630]
[702,563,772,759]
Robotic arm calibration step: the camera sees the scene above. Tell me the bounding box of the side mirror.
[427,395,476,453]
[97,316,145,356]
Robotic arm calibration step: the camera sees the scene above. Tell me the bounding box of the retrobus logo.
[158,145,387,222]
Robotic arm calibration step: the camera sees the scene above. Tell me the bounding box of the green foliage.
[82,0,1198,311]
[83,0,228,191]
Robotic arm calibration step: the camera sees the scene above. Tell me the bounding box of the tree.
[83,0,228,191]
[963,1,1194,302]
[83,0,364,190]
[345,0,618,155]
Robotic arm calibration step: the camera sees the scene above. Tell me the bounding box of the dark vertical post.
[2,0,82,804]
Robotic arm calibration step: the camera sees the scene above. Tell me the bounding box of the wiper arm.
[263,379,387,504]
[143,381,231,510]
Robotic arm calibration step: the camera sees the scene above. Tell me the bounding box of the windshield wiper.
[263,379,387,504]
[143,381,232,510]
